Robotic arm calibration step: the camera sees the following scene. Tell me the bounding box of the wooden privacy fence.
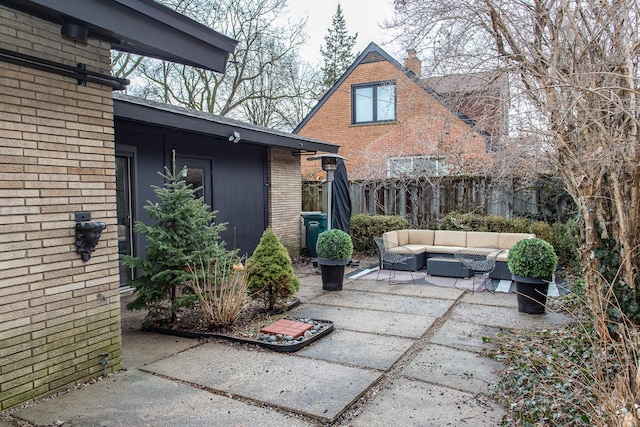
[302,175,573,228]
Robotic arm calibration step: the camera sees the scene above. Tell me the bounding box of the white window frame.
[387,155,450,178]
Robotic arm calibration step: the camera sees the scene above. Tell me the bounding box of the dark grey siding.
[115,120,267,258]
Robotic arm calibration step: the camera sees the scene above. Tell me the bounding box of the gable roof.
[1,0,237,73]
[114,93,339,153]
[423,70,508,96]
[293,42,490,140]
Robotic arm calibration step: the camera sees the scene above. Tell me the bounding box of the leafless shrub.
[190,257,250,330]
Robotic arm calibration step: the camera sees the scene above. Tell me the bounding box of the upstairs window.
[352,81,396,124]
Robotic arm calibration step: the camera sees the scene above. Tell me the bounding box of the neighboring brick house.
[0,0,335,410]
[424,69,509,141]
[296,43,503,182]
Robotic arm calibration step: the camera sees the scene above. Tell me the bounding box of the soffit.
[1,0,237,73]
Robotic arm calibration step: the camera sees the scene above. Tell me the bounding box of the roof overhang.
[1,0,238,73]
[113,94,339,154]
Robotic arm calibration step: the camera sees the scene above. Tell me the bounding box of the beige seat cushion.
[466,231,500,248]
[433,230,467,247]
[496,251,509,262]
[422,245,463,255]
[407,229,434,245]
[388,244,426,254]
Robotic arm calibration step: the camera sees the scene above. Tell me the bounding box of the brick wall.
[268,147,302,255]
[0,6,121,410]
[299,60,490,180]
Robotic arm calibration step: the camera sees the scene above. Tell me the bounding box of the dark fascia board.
[1,0,238,73]
[293,42,490,140]
[113,93,339,153]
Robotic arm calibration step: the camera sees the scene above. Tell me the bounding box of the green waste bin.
[302,212,327,257]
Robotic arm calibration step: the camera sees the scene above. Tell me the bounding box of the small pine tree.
[122,154,231,324]
[320,3,358,88]
[245,228,300,311]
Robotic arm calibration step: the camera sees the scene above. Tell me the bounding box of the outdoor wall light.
[75,212,106,261]
[228,131,241,143]
[61,21,89,43]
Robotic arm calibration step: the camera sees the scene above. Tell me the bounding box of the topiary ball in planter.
[507,237,558,314]
[508,237,558,280]
[316,229,353,264]
[315,229,353,291]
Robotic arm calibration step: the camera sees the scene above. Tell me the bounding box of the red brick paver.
[260,319,313,338]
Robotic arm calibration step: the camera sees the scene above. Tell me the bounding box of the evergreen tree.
[123,154,231,324]
[320,3,358,88]
[245,228,300,311]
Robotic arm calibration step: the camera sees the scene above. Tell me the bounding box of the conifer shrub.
[245,228,300,311]
[122,156,231,324]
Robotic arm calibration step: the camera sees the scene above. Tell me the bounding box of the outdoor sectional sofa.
[381,229,534,280]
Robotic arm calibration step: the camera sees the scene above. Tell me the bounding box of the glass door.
[115,155,134,287]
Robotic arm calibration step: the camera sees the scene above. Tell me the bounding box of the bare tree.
[388,0,640,318]
[112,0,321,130]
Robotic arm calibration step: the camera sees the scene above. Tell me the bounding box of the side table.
[454,248,504,292]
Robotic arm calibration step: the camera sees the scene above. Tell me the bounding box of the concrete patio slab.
[144,342,381,422]
[298,329,416,370]
[291,305,439,338]
[293,274,326,303]
[308,289,453,317]
[350,377,504,426]
[13,369,312,427]
[402,343,502,394]
[121,328,198,369]
[461,290,519,308]
[430,319,504,353]
[345,279,464,300]
[449,301,571,329]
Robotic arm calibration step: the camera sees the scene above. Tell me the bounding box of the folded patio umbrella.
[331,159,351,234]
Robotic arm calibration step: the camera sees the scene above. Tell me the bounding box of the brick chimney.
[404,49,421,77]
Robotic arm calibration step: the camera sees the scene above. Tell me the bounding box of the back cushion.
[382,231,399,248]
[499,233,534,249]
[396,229,409,246]
[466,232,500,248]
[407,229,434,245]
[433,230,467,247]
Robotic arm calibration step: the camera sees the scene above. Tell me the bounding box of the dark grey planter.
[317,258,349,291]
[512,274,550,314]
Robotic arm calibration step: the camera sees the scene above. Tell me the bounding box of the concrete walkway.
[5,264,570,427]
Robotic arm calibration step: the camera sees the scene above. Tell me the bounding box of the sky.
[284,0,402,65]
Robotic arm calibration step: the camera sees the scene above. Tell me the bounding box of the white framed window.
[387,155,450,178]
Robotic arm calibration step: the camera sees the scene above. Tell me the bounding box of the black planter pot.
[512,274,550,314]
[318,259,348,291]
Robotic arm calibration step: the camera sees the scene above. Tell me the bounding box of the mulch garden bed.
[143,299,333,352]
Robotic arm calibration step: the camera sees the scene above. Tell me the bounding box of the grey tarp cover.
[331,159,351,234]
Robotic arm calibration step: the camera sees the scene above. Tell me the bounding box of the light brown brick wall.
[268,147,302,255]
[299,60,490,180]
[0,6,121,410]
